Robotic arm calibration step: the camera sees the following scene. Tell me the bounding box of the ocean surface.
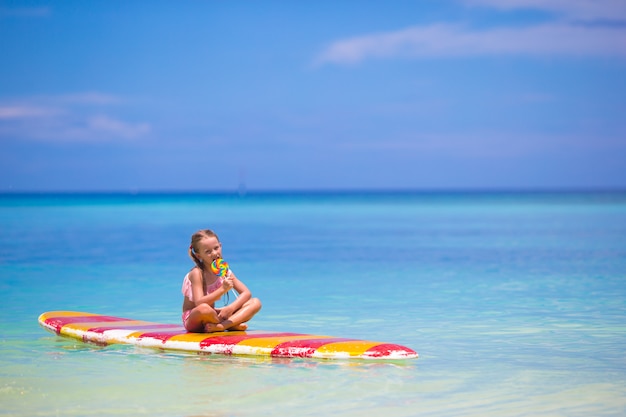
[1,191,625,417]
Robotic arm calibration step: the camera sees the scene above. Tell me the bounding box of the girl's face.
[196,236,222,265]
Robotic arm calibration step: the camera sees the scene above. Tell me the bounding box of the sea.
[1,190,625,417]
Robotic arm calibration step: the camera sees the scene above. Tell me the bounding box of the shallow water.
[1,191,625,416]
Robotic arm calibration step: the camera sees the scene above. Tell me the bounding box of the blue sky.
[1,0,625,192]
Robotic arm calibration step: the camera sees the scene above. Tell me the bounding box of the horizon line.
[1,187,625,196]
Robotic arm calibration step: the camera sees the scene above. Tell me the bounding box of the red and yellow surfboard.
[38,311,418,360]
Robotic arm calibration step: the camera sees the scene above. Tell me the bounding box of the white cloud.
[316,22,626,65]
[88,115,150,139]
[0,93,151,143]
[462,0,626,21]
[315,0,626,66]
[0,105,62,119]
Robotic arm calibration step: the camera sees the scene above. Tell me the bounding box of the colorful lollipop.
[210,258,230,277]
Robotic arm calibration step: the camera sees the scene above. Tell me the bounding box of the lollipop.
[210,258,230,277]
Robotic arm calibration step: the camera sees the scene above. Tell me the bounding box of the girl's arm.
[188,269,231,306]
[218,272,251,316]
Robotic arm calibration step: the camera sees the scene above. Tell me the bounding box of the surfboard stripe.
[166,329,281,343]
[166,332,236,343]
[270,337,353,358]
[134,330,194,342]
[363,343,418,358]
[89,324,183,333]
[237,334,335,349]
[199,332,298,349]
[314,340,381,357]
[41,311,99,318]
[60,320,148,332]
[42,314,132,333]
[37,311,418,360]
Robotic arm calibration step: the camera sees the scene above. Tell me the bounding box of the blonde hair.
[188,229,220,271]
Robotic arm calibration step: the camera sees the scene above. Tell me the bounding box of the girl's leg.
[220,298,262,331]
[185,304,220,332]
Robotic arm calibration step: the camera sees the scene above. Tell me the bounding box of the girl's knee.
[251,298,262,312]
[197,303,216,316]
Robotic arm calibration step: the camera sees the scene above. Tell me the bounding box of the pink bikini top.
[181,271,225,302]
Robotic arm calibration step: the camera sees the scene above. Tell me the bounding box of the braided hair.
[188,229,220,271]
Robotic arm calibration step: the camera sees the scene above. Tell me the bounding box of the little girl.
[182,229,262,332]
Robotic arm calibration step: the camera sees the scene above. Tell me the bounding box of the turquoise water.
[1,191,625,416]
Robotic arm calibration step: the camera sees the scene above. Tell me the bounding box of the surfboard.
[38,311,418,360]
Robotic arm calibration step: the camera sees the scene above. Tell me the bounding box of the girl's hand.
[222,276,234,292]
[218,306,234,320]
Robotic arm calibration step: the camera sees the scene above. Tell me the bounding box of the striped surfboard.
[38,311,418,360]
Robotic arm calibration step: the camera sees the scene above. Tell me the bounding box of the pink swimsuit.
[181,271,229,331]
[181,272,224,301]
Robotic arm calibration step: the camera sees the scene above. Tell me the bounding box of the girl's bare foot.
[228,323,248,331]
[204,323,226,333]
